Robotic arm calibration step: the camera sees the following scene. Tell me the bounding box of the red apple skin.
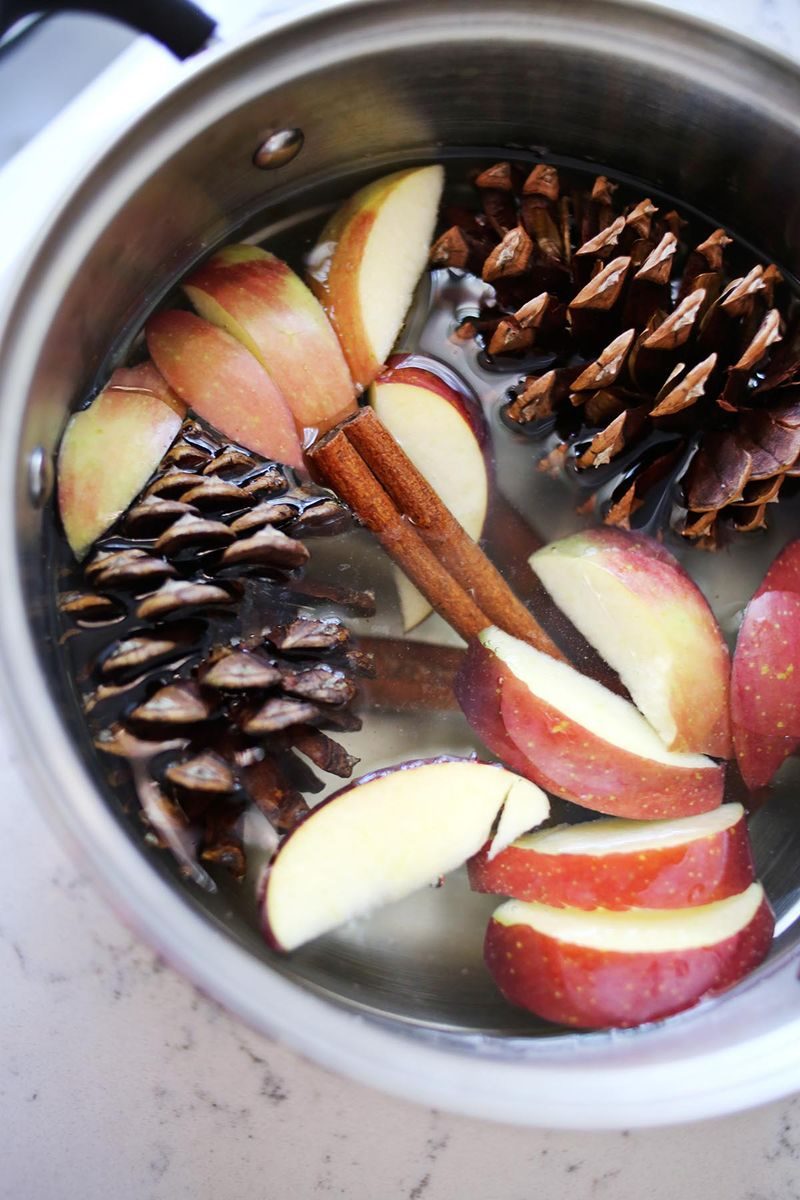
[733,726,799,792]
[376,354,490,452]
[455,640,725,819]
[467,813,754,910]
[729,539,800,790]
[452,642,543,783]
[730,591,800,739]
[185,248,356,434]
[484,898,775,1028]
[755,539,800,598]
[731,588,800,790]
[146,310,303,468]
[310,193,380,389]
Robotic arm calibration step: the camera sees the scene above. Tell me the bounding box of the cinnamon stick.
[309,427,488,643]
[355,636,464,712]
[310,409,564,658]
[344,409,562,657]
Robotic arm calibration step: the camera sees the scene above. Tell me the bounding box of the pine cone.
[430,164,800,547]
[58,419,371,889]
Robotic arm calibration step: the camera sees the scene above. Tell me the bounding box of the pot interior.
[8,0,800,1043]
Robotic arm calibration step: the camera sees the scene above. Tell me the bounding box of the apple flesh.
[369,356,490,630]
[485,882,774,1028]
[468,803,753,909]
[146,310,303,468]
[530,528,731,756]
[455,626,724,819]
[261,757,549,952]
[57,362,184,560]
[184,244,355,435]
[307,165,444,390]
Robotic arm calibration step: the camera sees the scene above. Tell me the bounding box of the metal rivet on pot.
[27,445,52,507]
[252,128,304,170]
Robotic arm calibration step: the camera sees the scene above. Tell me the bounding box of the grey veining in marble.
[4,0,800,1196]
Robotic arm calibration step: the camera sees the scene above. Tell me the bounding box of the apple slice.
[530,528,731,756]
[262,757,549,952]
[754,538,800,597]
[468,803,753,909]
[733,727,799,792]
[183,245,355,435]
[307,165,444,390]
[57,362,184,560]
[369,356,490,630]
[485,882,774,1028]
[731,591,800,738]
[730,540,800,790]
[145,310,303,468]
[731,589,800,789]
[455,626,724,819]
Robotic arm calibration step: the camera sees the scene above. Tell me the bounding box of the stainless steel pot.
[3,0,800,1128]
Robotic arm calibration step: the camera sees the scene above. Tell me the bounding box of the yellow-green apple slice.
[530,528,731,756]
[307,165,444,390]
[731,589,800,789]
[454,626,724,819]
[468,803,753,909]
[369,355,490,630]
[57,362,185,560]
[261,757,549,952]
[183,245,355,435]
[484,882,774,1028]
[146,310,303,469]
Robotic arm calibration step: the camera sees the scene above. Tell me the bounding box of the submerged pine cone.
[430,163,800,547]
[59,419,372,889]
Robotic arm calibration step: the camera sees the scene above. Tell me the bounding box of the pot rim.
[3,0,800,1128]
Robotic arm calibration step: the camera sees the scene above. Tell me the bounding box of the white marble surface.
[4,0,800,1196]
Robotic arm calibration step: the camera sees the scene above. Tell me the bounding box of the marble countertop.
[4,1,800,1196]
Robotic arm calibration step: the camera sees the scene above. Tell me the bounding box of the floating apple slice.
[307,165,444,390]
[369,356,490,630]
[455,626,724,819]
[530,528,731,756]
[184,245,355,434]
[733,727,799,792]
[754,538,800,597]
[143,309,303,468]
[107,360,179,403]
[146,310,303,468]
[731,591,800,738]
[453,625,549,782]
[469,803,753,909]
[731,589,800,789]
[485,882,774,1028]
[731,539,800,790]
[58,362,185,560]
[262,757,549,952]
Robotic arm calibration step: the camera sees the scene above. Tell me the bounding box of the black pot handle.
[0,0,217,59]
